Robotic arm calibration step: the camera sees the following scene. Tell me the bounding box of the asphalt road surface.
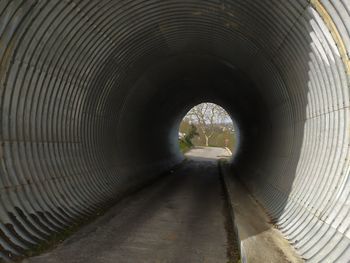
[24,148,232,263]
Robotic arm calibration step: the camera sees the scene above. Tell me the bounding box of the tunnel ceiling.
[1,0,350,262]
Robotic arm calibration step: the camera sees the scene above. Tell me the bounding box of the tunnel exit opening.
[178,102,238,161]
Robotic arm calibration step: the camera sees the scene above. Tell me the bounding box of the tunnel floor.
[23,157,237,262]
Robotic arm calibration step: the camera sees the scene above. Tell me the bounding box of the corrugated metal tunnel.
[1,0,350,262]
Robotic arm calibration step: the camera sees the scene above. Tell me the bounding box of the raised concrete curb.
[219,161,303,263]
[219,161,246,263]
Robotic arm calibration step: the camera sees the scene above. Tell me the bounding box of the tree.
[185,103,229,147]
[184,124,199,146]
[178,122,199,153]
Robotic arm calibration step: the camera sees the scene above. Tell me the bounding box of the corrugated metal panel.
[0,0,349,262]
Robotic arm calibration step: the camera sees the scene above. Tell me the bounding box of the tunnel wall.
[0,0,350,262]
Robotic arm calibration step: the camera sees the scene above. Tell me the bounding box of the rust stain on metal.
[311,0,350,75]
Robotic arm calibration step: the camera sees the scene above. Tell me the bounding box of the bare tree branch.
[184,103,230,146]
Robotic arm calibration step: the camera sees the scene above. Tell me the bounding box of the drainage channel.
[220,163,241,263]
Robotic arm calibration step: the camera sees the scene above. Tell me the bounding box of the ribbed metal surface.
[0,0,349,262]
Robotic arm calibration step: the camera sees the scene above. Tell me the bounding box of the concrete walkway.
[24,160,231,263]
[221,164,303,263]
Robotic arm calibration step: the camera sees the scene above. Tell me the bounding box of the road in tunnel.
[1,0,350,262]
[23,157,235,263]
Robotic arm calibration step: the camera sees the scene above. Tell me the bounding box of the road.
[24,148,234,263]
[184,146,232,162]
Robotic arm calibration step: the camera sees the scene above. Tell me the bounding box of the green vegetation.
[179,139,191,153]
[178,124,199,153]
[197,123,235,150]
[179,103,236,153]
